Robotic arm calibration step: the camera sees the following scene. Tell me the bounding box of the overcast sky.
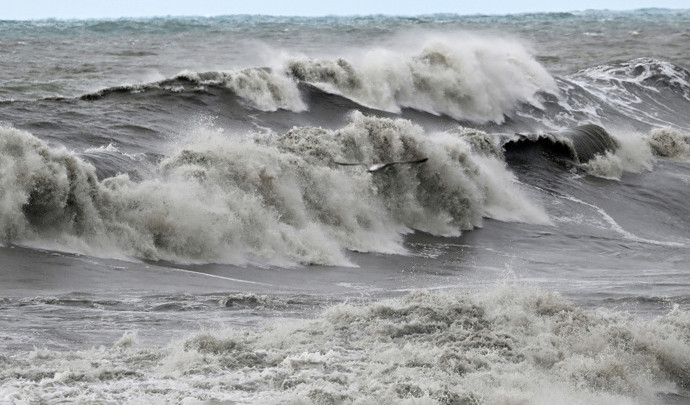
[4,0,689,20]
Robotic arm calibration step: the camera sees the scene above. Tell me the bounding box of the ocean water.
[1,9,689,404]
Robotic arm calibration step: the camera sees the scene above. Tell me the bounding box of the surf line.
[559,194,685,247]
[165,266,273,286]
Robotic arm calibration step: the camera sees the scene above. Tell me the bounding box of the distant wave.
[73,35,557,125]
[65,55,690,137]
[80,68,306,112]
[283,35,558,123]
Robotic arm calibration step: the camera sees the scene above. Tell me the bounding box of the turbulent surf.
[0,9,689,404]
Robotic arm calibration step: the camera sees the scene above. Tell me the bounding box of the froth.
[2,286,688,403]
[0,116,547,265]
[0,126,102,242]
[647,127,690,161]
[283,34,557,123]
[569,58,690,128]
[583,129,654,179]
[584,127,690,179]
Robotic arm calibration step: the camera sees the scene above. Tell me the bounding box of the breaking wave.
[504,124,619,164]
[579,127,690,179]
[283,34,558,123]
[81,68,307,112]
[68,53,690,136]
[75,34,558,125]
[0,114,548,266]
[176,69,307,112]
[1,286,688,403]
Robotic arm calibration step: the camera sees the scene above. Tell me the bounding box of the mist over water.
[0,9,689,404]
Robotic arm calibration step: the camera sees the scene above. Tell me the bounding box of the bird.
[334,157,428,173]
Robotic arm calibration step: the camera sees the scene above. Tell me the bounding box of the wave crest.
[284,35,557,123]
[177,69,306,112]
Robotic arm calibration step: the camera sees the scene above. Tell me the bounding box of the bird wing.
[334,161,367,166]
[394,157,429,165]
[367,158,429,172]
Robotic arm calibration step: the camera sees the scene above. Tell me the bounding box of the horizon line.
[3,7,688,22]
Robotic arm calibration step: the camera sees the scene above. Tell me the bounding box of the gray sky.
[4,0,689,20]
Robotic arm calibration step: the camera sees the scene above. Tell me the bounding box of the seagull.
[334,157,428,173]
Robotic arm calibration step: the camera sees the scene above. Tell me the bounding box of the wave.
[504,124,619,164]
[1,286,688,403]
[581,130,655,179]
[283,34,558,123]
[574,126,690,179]
[71,34,558,126]
[176,69,307,112]
[0,115,548,266]
[80,68,307,113]
[502,124,689,179]
[63,55,690,136]
[5,112,679,265]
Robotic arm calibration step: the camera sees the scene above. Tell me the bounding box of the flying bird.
[334,157,428,173]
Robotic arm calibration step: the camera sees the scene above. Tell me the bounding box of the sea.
[1,9,689,404]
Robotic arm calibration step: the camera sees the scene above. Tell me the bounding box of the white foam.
[281,33,557,123]
[83,143,121,154]
[1,285,688,403]
[583,129,654,179]
[647,127,690,161]
[177,68,307,112]
[0,117,548,266]
[584,126,690,179]
[569,58,690,128]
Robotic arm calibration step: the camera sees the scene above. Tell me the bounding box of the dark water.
[0,10,689,404]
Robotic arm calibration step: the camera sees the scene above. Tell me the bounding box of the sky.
[3,0,689,20]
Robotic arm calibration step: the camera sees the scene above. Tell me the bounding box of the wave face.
[504,124,619,164]
[0,115,548,265]
[1,286,688,403]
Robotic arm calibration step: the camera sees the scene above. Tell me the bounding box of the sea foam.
[1,285,687,403]
[283,34,558,123]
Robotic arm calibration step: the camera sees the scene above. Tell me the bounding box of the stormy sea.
[1,9,689,404]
